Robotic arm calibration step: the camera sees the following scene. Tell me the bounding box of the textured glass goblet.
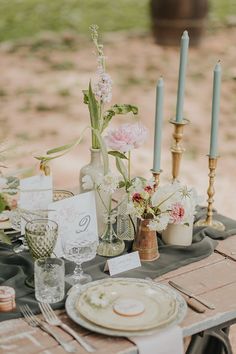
[10,209,48,253]
[53,190,74,202]
[63,238,98,287]
[25,219,58,287]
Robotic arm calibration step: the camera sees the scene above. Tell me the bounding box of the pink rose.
[104,123,148,153]
[169,202,185,224]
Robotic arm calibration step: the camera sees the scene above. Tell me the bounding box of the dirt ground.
[0,26,236,351]
[1,27,236,217]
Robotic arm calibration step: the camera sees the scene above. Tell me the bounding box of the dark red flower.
[132,192,142,203]
[144,185,153,194]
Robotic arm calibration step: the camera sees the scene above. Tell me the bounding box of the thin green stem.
[128,151,131,182]
[97,188,109,212]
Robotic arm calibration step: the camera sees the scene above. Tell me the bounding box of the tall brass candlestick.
[151,169,162,191]
[195,157,225,230]
[170,118,189,181]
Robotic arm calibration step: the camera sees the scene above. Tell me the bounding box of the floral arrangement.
[36,25,138,173]
[126,178,198,232]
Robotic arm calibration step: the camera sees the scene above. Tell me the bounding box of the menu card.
[48,191,98,257]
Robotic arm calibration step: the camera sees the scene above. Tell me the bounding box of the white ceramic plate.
[65,278,187,337]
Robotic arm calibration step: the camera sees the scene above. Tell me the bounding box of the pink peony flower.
[104,123,148,153]
[169,202,185,224]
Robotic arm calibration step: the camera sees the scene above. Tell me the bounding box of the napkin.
[129,325,184,354]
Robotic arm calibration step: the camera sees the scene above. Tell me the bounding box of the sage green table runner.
[0,211,235,322]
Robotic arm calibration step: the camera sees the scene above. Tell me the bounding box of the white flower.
[175,185,200,222]
[86,286,111,308]
[98,172,120,194]
[82,175,94,190]
[148,214,170,232]
[151,183,179,212]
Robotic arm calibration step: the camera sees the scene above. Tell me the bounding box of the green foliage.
[0,230,11,245]
[108,151,128,159]
[0,194,7,213]
[102,104,138,132]
[88,82,100,149]
[115,157,128,182]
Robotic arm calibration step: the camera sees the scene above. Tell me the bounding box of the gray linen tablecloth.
[0,210,235,323]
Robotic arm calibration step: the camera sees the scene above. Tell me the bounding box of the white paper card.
[106,251,141,276]
[19,175,53,234]
[48,191,98,257]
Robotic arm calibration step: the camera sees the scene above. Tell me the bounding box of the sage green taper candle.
[176,30,189,122]
[153,77,164,172]
[209,62,222,158]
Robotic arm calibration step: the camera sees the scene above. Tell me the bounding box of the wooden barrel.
[150,0,209,46]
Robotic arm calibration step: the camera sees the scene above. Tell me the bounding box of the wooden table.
[0,237,235,354]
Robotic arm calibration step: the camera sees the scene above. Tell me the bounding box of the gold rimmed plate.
[66,278,187,337]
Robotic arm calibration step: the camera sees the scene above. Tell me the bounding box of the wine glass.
[62,238,98,287]
[25,219,58,287]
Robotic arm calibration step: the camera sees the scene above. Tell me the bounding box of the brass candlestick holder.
[195,156,225,231]
[151,169,162,191]
[170,118,189,182]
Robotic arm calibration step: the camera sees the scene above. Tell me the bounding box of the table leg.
[186,324,234,354]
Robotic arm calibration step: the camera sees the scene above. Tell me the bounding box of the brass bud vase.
[132,219,159,261]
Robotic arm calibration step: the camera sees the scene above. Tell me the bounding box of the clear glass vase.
[97,211,125,257]
[117,193,136,241]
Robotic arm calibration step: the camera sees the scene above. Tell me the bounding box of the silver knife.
[169,280,215,310]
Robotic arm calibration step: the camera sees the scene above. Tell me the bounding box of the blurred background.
[0,0,236,216]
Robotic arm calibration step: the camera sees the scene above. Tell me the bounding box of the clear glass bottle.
[79,148,108,237]
[97,210,125,257]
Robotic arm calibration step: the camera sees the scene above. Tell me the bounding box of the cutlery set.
[20,303,96,353]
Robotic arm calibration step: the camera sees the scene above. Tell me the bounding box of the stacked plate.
[65,278,187,337]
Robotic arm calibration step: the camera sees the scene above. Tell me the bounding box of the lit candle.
[209,62,222,158]
[176,30,189,123]
[153,77,164,172]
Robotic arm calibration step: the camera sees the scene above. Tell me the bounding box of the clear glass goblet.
[62,238,98,287]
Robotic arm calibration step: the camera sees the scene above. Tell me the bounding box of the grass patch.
[0,0,149,42]
[0,0,235,44]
